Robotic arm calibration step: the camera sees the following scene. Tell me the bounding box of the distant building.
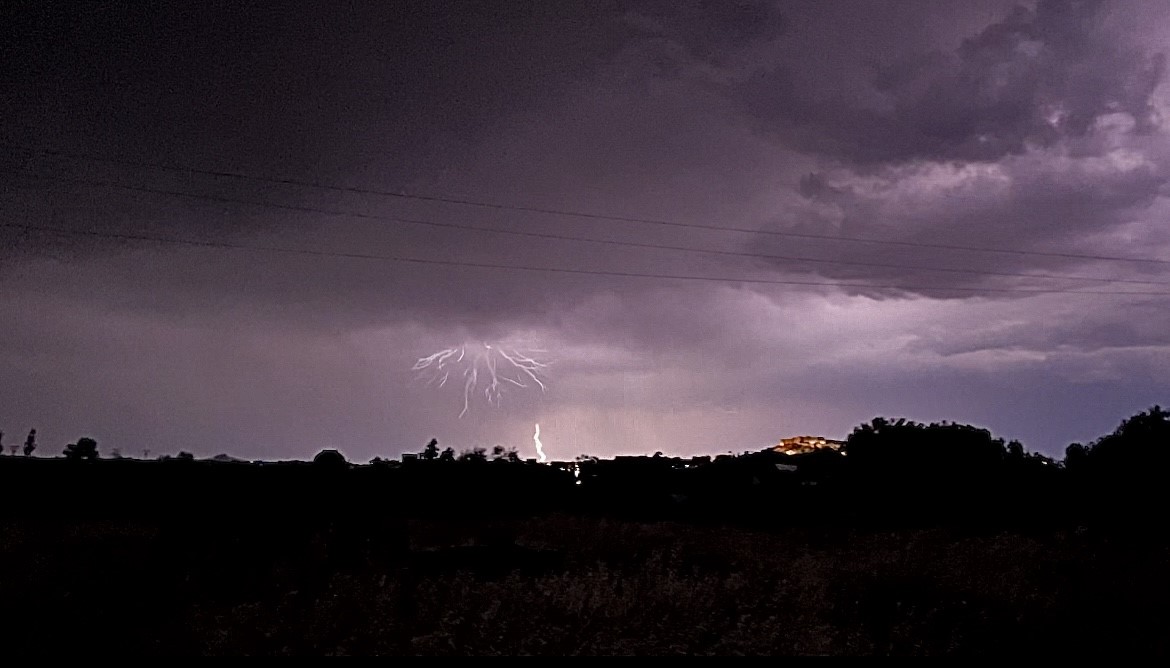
[772,435,844,456]
[401,453,419,462]
[210,453,246,463]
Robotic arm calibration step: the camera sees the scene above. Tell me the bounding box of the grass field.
[3,513,1168,655]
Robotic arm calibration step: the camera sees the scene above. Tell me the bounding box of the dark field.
[4,425,1170,658]
[4,510,1170,655]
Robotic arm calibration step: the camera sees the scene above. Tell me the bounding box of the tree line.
[3,406,1167,475]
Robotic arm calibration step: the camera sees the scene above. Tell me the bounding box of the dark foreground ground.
[2,449,1169,655]
[3,512,1169,655]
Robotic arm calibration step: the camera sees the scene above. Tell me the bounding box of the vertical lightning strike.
[533,423,547,463]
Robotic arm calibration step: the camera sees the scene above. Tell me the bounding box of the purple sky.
[3,0,1170,461]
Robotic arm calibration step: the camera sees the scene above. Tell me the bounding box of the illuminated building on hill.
[772,436,844,456]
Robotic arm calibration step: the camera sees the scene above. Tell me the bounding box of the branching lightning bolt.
[413,342,550,418]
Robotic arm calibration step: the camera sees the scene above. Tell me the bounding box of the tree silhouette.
[23,429,36,457]
[176,451,195,461]
[1078,405,1170,479]
[458,447,488,462]
[845,417,1008,479]
[1064,442,1088,471]
[1006,440,1025,460]
[439,446,456,462]
[63,437,98,461]
[491,445,506,460]
[422,438,440,461]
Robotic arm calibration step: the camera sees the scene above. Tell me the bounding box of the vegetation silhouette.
[1061,405,1170,529]
[1079,405,1170,472]
[422,438,440,461]
[62,436,98,461]
[458,447,488,463]
[2,406,1170,655]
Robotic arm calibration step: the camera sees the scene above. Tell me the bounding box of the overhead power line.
[3,220,1169,297]
[7,144,1170,267]
[6,167,1170,288]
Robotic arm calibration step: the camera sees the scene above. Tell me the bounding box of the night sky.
[3,0,1169,462]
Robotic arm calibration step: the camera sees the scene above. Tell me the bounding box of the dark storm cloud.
[0,1,627,170]
[771,141,1170,296]
[742,0,1165,165]
[1,0,800,339]
[621,0,786,64]
[4,1,1170,461]
[722,0,1170,299]
[0,0,665,340]
[0,0,776,331]
[904,296,1170,357]
[0,0,637,273]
